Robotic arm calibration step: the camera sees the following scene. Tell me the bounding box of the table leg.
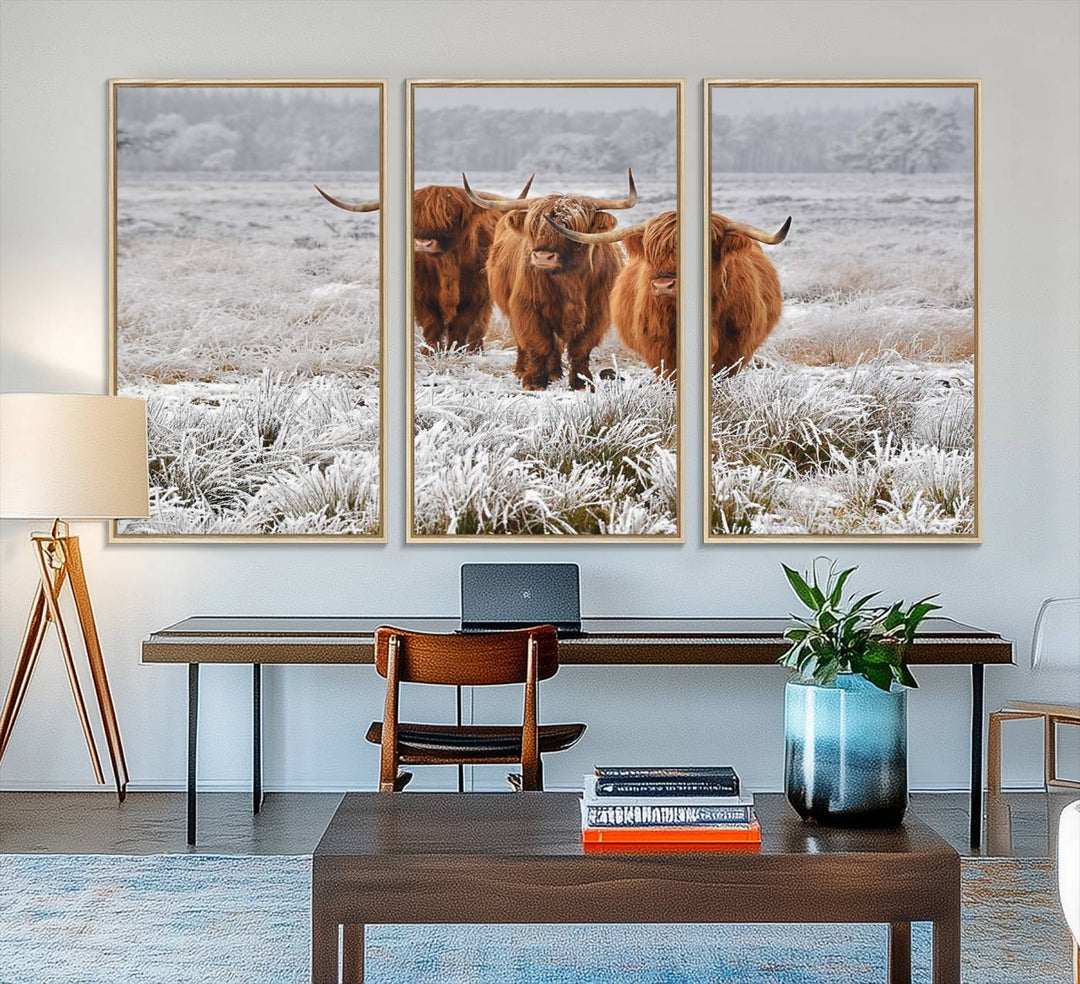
[969,663,984,848]
[933,911,962,984]
[456,684,464,793]
[343,924,364,983]
[888,922,911,984]
[311,912,339,984]
[187,663,199,847]
[253,663,263,814]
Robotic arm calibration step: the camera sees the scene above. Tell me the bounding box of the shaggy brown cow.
[547,209,679,375]
[708,213,790,375]
[463,169,637,390]
[549,210,789,378]
[315,176,533,351]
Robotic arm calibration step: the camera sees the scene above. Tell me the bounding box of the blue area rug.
[0,854,1070,983]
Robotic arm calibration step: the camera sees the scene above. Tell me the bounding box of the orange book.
[582,818,761,846]
[583,840,761,854]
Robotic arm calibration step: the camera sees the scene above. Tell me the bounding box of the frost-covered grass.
[414,334,678,536]
[710,171,975,536]
[410,170,680,537]
[115,172,381,535]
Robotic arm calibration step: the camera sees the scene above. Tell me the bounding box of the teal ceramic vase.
[784,673,908,826]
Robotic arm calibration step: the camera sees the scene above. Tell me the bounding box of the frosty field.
[411,171,680,537]
[710,170,976,536]
[115,172,381,536]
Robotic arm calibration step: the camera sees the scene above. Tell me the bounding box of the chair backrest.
[373,625,560,686]
[1031,597,1080,671]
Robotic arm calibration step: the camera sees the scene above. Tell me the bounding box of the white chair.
[1059,799,1080,983]
[988,598,1080,791]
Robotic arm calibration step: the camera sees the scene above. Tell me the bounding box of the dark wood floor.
[1,789,1073,857]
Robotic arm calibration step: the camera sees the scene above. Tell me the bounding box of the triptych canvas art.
[109,79,979,544]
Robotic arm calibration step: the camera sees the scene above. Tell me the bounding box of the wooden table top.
[314,791,956,862]
[142,615,1013,666]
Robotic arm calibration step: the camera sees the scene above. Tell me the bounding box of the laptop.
[460,563,582,637]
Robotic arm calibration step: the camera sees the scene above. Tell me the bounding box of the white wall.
[1,0,1077,795]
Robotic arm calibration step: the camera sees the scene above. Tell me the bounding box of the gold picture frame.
[704,79,981,543]
[406,79,685,543]
[108,79,388,542]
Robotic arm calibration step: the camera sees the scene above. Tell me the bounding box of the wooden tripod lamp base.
[0,520,130,800]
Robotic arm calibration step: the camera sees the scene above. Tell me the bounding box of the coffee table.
[311,792,960,983]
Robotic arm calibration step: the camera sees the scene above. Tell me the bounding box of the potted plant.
[779,559,940,826]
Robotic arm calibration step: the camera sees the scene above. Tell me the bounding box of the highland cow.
[463,169,637,390]
[315,176,533,350]
[547,209,679,375]
[708,213,790,375]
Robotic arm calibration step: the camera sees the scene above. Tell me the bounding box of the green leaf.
[863,663,894,692]
[828,566,857,607]
[850,592,881,613]
[861,642,895,664]
[895,663,919,689]
[783,565,819,611]
[816,661,839,686]
[908,600,940,623]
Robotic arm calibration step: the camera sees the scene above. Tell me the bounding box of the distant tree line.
[117,89,380,172]
[414,106,678,175]
[712,100,973,173]
[116,91,970,177]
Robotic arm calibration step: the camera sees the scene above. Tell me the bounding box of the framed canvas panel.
[704,80,980,542]
[406,80,684,542]
[109,79,386,541]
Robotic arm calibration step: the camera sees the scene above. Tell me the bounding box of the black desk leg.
[187,663,199,847]
[253,663,263,814]
[456,685,464,793]
[969,663,984,848]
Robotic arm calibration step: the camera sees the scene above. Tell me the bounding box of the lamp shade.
[0,394,149,519]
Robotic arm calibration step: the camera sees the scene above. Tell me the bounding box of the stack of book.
[581,766,760,848]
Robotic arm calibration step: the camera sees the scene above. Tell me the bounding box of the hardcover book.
[595,766,739,782]
[583,777,752,809]
[581,819,762,845]
[593,780,740,798]
[593,766,739,798]
[585,803,753,827]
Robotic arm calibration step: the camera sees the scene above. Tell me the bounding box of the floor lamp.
[0,394,149,801]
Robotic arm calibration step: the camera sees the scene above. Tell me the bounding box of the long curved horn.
[544,216,649,245]
[723,215,791,245]
[314,184,380,213]
[586,168,637,210]
[516,173,534,199]
[462,172,541,212]
[468,173,535,202]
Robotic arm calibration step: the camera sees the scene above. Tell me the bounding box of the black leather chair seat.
[365,721,586,760]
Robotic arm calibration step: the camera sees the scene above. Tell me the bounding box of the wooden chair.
[366,625,586,792]
[988,598,1080,792]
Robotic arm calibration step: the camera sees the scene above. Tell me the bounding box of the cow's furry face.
[638,211,678,298]
[413,186,477,254]
[510,196,618,273]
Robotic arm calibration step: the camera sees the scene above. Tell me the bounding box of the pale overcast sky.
[414,85,677,113]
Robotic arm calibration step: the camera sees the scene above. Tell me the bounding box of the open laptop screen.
[460,563,581,634]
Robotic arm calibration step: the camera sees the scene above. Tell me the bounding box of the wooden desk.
[311,791,961,984]
[141,616,1012,846]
